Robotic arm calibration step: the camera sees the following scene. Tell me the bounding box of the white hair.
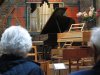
[90,27,100,52]
[0,26,32,57]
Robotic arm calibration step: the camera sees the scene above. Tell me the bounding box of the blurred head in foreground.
[0,26,32,57]
[90,27,100,62]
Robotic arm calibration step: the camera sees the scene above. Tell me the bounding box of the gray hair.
[0,26,32,57]
[90,27,100,54]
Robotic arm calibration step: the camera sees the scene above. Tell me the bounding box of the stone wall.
[80,0,93,11]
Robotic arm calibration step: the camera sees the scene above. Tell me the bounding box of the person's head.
[0,26,32,57]
[90,27,100,62]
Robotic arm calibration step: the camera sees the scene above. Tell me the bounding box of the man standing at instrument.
[69,27,100,75]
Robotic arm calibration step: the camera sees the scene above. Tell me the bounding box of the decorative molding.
[26,0,62,2]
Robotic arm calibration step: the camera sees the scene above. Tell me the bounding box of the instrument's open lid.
[41,8,68,34]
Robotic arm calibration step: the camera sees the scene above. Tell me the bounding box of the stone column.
[96,0,100,26]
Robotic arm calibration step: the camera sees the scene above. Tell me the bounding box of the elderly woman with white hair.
[69,27,100,75]
[0,26,44,75]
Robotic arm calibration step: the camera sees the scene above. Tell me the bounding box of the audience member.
[0,26,44,75]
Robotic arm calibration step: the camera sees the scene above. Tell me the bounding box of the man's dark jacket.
[0,54,44,75]
[70,60,100,75]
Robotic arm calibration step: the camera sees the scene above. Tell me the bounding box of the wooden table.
[62,46,93,73]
